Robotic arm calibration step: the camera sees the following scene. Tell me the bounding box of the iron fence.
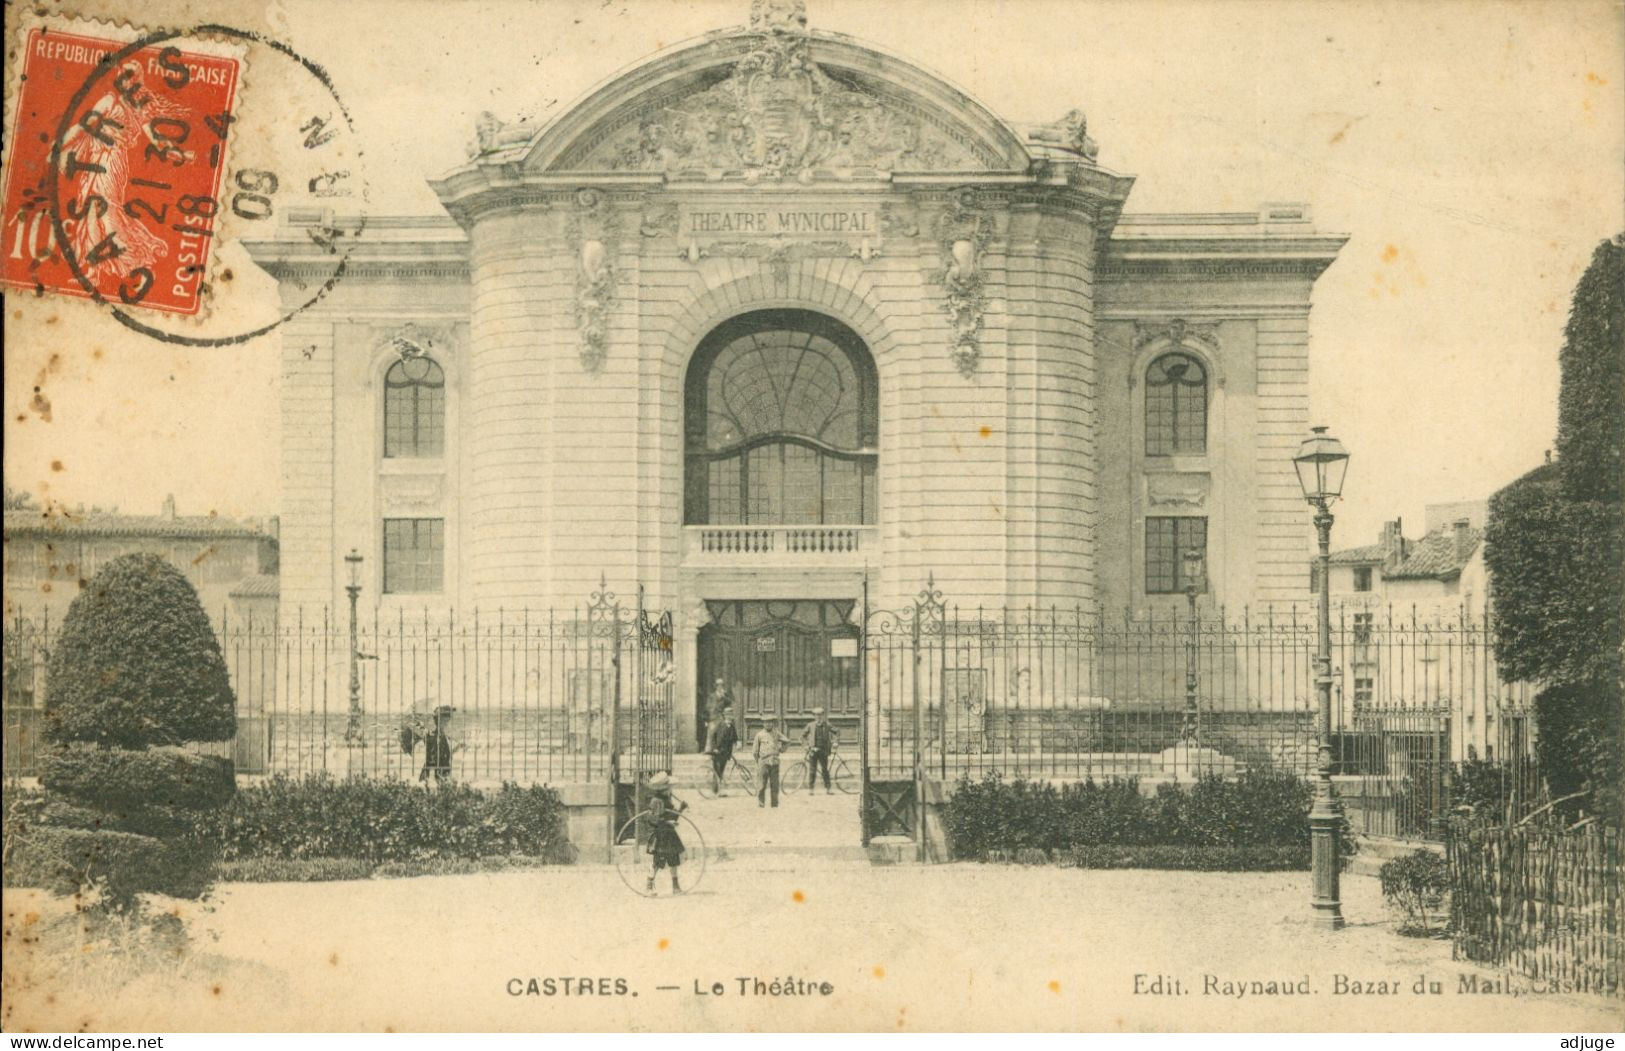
[861,585,1538,842]
[1448,818,1623,998]
[5,588,1537,844]
[4,585,674,788]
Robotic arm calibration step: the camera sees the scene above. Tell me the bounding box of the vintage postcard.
[2,0,1622,1034]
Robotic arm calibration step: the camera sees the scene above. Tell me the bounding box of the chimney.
[1381,518,1405,564]
[1454,518,1473,561]
[162,494,176,518]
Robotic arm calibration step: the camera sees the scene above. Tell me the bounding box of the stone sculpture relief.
[935,188,996,377]
[575,0,980,177]
[571,188,618,372]
[467,111,536,158]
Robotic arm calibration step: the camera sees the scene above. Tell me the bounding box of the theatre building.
[246,0,1346,754]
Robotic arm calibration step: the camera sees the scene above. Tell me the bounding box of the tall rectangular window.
[1353,566,1374,592]
[1145,516,1207,594]
[383,518,443,594]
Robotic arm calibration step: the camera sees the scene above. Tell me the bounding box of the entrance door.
[696,599,859,747]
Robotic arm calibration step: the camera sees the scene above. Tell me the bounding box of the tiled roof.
[1328,543,1388,565]
[229,573,280,598]
[3,510,273,541]
[1386,525,1483,580]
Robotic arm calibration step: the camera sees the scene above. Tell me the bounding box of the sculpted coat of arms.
[589,0,975,177]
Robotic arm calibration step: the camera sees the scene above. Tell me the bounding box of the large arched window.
[383,355,445,458]
[1145,351,1207,456]
[685,310,878,526]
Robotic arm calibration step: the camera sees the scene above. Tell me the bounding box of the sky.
[4,0,1623,550]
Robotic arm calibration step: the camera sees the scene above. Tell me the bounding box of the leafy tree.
[1485,236,1625,826]
[1555,237,1624,503]
[1485,465,1622,687]
[14,554,236,904]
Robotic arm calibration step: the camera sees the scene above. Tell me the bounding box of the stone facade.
[245,3,1345,744]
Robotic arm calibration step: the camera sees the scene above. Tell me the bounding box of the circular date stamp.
[2,17,369,345]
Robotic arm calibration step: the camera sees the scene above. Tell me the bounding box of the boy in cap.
[643,771,689,894]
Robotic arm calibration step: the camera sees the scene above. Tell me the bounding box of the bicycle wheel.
[831,755,856,794]
[782,760,808,795]
[731,761,756,795]
[696,764,719,800]
[614,810,708,898]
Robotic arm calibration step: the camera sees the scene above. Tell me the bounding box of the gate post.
[860,573,871,847]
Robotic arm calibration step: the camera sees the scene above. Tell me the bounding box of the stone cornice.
[1096,258,1342,282]
[1099,227,1348,282]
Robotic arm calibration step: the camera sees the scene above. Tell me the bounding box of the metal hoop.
[614,809,709,898]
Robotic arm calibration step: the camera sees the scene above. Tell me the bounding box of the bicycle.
[783,747,856,795]
[696,753,756,799]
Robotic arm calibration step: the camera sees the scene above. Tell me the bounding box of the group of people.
[701,679,841,808]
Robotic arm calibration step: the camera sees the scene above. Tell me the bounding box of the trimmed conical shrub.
[44,553,236,747]
[15,553,237,903]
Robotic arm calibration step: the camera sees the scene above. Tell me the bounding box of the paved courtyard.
[6,842,1620,1032]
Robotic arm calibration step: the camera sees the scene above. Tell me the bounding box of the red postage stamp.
[2,28,240,314]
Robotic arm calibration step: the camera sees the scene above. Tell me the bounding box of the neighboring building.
[2,496,280,628]
[1323,500,1488,614]
[244,0,1347,746]
[1321,498,1534,764]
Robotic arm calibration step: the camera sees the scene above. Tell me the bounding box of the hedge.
[6,825,216,902]
[208,774,573,865]
[942,771,1324,864]
[1061,844,1309,871]
[37,799,197,840]
[40,747,236,812]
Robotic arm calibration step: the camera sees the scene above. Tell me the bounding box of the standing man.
[800,707,839,793]
[420,704,458,786]
[751,720,786,808]
[704,677,733,750]
[703,703,740,795]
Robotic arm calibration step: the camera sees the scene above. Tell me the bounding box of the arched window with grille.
[383,355,445,458]
[685,310,878,526]
[1144,351,1208,456]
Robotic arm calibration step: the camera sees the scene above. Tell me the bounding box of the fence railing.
[1448,818,1622,997]
[6,595,1538,841]
[860,589,1538,841]
[4,591,673,787]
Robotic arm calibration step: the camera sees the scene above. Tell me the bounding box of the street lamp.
[1294,425,1350,930]
[1181,547,1205,752]
[344,549,365,747]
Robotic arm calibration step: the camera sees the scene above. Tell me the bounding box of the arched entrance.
[686,309,876,749]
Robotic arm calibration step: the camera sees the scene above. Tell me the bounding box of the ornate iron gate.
[860,577,945,853]
[596,582,674,846]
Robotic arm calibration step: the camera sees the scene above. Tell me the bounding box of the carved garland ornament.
[1133,318,1220,353]
[570,188,619,372]
[374,321,455,368]
[935,188,995,377]
[694,237,874,285]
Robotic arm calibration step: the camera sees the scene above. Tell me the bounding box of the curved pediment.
[492,18,1035,178]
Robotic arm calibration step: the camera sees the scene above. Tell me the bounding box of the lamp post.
[1181,547,1205,751]
[1294,425,1350,930]
[344,549,365,747]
